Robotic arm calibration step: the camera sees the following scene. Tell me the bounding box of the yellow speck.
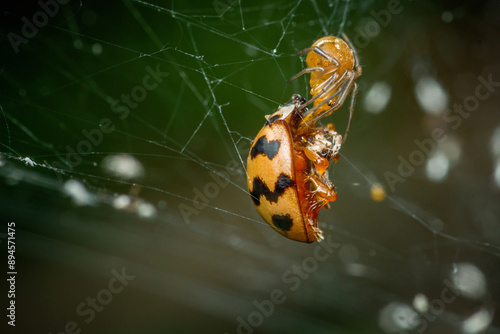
[370,183,386,202]
[326,123,336,131]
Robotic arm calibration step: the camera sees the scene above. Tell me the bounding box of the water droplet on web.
[440,136,462,164]
[157,199,167,210]
[102,154,145,180]
[442,11,453,23]
[228,234,242,247]
[450,262,487,299]
[426,151,450,182]
[73,39,83,49]
[363,81,392,114]
[345,263,369,277]
[429,218,444,231]
[415,76,448,115]
[91,43,103,56]
[113,195,131,209]
[245,45,257,56]
[64,180,95,206]
[6,169,22,185]
[412,293,428,313]
[494,159,500,188]
[137,202,156,218]
[462,308,493,334]
[378,302,419,333]
[490,126,500,157]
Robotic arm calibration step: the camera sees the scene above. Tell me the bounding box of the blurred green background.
[1,0,500,333]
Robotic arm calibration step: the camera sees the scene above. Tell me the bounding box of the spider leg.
[312,46,340,66]
[310,69,340,93]
[342,81,359,144]
[309,79,351,121]
[341,33,359,66]
[288,61,339,83]
[299,72,340,109]
[297,46,340,67]
[304,73,355,125]
[301,83,342,111]
[297,46,313,55]
[287,67,325,83]
[300,81,338,110]
[301,70,348,110]
[291,43,341,81]
[342,33,363,78]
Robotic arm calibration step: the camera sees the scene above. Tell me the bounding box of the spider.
[288,33,362,142]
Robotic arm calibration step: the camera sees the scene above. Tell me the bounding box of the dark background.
[1,0,500,333]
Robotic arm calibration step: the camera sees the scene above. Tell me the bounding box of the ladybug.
[247,34,361,243]
[247,95,342,243]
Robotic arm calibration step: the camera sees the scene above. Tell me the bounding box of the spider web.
[0,0,499,333]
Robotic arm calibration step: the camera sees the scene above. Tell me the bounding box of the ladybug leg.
[303,146,330,175]
[305,173,337,205]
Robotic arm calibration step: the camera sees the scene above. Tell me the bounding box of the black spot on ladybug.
[272,214,293,231]
[250,173,294,206]
[265,115,281,125]
[250,135,280,160]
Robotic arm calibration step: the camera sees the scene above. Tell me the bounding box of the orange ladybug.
[247,95,341,242]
